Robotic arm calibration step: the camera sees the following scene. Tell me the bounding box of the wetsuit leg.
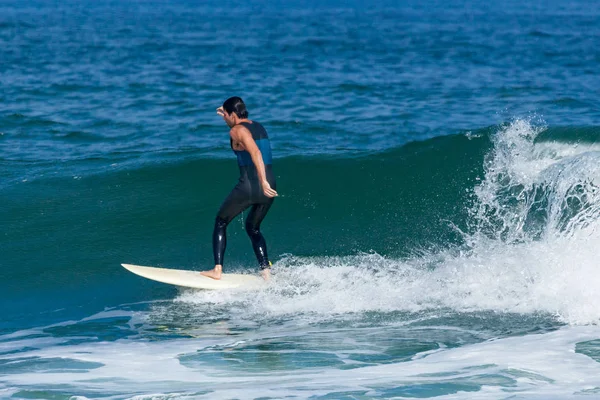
[213,186,251,266]
[245,199,274,269]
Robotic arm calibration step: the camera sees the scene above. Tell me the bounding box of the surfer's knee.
[245,220,261,237]
[214,216,229,231]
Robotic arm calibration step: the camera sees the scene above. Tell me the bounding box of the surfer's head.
[222,96,248,128]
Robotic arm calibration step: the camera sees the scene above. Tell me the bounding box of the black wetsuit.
[213,121,276,269]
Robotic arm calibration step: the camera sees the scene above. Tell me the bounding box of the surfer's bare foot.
[261,268,271,281]
[200,265,222,280]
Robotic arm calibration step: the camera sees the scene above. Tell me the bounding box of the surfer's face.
[223,110,236,128]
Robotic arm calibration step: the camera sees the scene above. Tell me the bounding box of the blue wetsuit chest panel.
[232,122,273,167]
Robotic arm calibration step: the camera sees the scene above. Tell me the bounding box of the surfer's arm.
[235,127,278,198]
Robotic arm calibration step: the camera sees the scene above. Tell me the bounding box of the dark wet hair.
[223,96,248,119]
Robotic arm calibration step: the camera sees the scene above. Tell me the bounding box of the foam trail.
[1,324,600,399]
[175,240,600,325]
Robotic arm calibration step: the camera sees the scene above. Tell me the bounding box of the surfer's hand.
[262,180,278,198]
[216,107,225,117]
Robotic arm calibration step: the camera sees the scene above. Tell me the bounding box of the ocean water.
[2,0,600,398]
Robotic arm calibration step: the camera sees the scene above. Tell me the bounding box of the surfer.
[201,97,278,281]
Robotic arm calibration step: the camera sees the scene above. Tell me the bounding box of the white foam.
[1,322,600,399]
[171,240,600,326]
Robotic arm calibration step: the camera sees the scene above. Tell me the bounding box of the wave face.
[3,120,600,326]
[162,120,600,326]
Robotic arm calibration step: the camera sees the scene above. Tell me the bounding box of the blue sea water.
[2,0,600,398]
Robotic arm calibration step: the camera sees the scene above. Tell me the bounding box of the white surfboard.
[121,264,264,290]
